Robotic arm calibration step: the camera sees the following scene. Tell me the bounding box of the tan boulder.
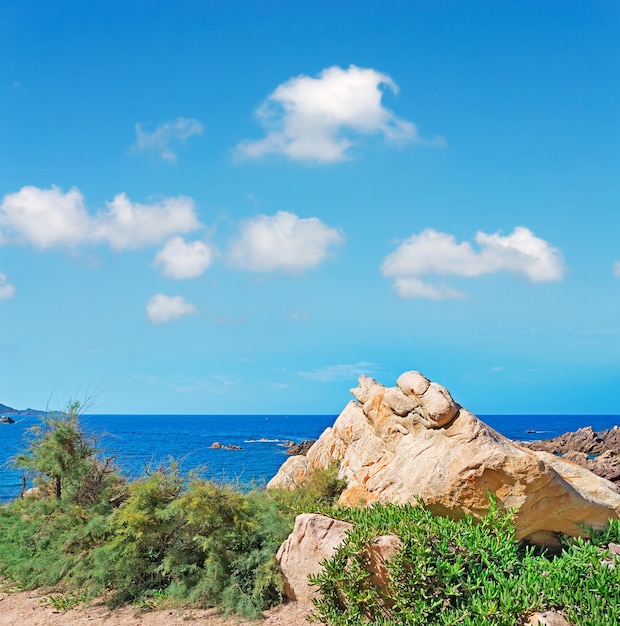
[276,513,400,603]
[526,611,573,626]
[276,513,353,602]
[268,371,620,541]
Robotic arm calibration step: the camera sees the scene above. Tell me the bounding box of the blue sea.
[1,413,619,503]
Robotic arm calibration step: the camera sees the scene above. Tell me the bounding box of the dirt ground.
[0,587,324,626]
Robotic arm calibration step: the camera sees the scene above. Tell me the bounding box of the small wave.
[244,438,284,443]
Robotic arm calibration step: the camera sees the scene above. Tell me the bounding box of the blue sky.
[0,1,618,415]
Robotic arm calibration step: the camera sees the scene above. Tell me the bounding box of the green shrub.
[14,400,125,505]
[268,461,347,515]
[309,501,620,626]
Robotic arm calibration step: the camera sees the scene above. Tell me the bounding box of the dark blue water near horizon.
[2,413,619,503]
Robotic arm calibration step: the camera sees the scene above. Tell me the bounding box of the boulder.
[276,513,400,603]
[268,371,620,541]
[526,611,573,626]
[276,513,353,602]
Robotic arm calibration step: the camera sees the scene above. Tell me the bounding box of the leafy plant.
[41,592,87,611]
[309,501,620,626]
[14,400,124,505]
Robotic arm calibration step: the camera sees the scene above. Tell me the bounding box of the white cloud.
[235,65,437,163]
[133,117,203,162]
[0,185,91,249]
[0,186,201,251]
[614,261,620,277]
[145,293,198,324]
[0,273,15,300]
[94,193,200,250]
[300,361,380,383]
[154,236,214,279]
[382,226,566,299]
[228,211,343,272]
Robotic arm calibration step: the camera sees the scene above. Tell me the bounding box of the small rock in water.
[286,440,316,456]
[210,441,242,450]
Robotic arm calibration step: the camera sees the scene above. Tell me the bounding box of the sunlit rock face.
[268,371,620,541]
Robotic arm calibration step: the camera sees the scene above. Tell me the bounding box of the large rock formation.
[268,371,620,541]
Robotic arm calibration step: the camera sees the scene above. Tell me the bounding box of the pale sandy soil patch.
[0,587,323,626]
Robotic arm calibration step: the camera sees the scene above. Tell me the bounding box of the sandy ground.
[0,587,323,626]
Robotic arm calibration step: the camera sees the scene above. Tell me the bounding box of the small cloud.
[128,374,166,386]
[0,273,15,300]
[170,374,240,394]
[133,117,203,162]
[300,361,380,383]
[154,236,214,279]
[289,311,311,321]
[272,382,287,391]
[245,193,259,205]
[94,193,201,250]
[490,366,504,372]
[146,293,198,324]
[614,261,620,277]
[381,226,566,299]
[228,211,343,273]
[235,64,441,163]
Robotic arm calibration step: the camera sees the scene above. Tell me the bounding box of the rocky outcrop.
[523,426,620,483]
[286,440,316,456]
[524,425,620,456]
[268,371,620,541]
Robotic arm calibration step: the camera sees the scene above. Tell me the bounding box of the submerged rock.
[268,371,620,542]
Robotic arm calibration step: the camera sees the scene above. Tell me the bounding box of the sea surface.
[1,413,619,503]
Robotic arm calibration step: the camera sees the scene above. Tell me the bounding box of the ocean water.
[1,412,619,503]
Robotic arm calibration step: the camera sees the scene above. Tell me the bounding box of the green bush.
[309,500,620,626]
[14,400,125,505]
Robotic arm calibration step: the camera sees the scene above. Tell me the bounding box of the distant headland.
[0,402,43,417]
